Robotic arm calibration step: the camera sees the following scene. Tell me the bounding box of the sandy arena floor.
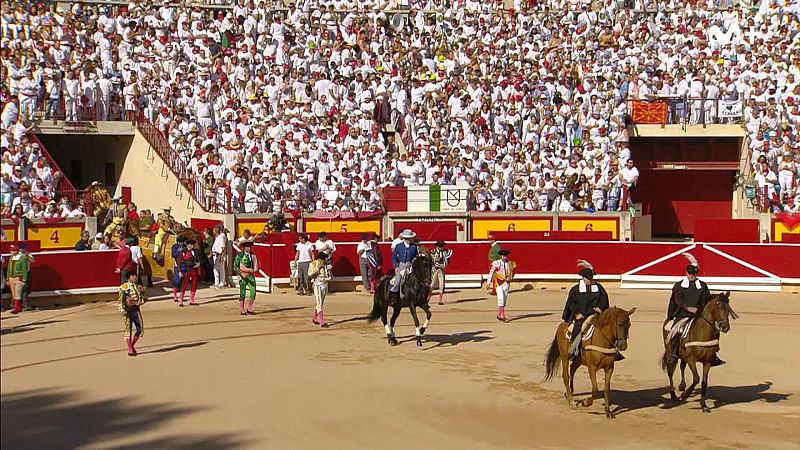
[2,284,799,449]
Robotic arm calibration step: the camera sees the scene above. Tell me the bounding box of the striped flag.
[408,185,441,212]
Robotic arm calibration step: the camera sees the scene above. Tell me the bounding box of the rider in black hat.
[666,253,722,365]
[562,260,610,360]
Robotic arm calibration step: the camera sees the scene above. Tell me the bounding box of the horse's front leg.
[388,304,401,346]
[679,358,700,401]
[419,304,432,335]
[603,365,615,419]
[408,305,423,347]
[569,359,580,396]
[700,362,712,414]
[666,356,679,402]
[561,354,576,409]
[581,365,599,407]
[678,360,687,392]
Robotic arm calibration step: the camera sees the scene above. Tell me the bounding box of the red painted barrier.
[2,250,121,292]
[392,221,459,241]
[489,231,613,241]
[781,234,800,243]
[1,240,42,253]
[694,219,759,243]
[251,241,800,286]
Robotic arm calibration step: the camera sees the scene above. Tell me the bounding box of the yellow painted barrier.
[559,217,619,239]
[27,222,85,250]
[471,218,551,239]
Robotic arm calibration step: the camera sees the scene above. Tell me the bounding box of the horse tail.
[543,335,561,382]
[660,350,669,373]
[367,282,384,323]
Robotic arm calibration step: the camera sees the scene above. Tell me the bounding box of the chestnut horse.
[661,291,737,413]
[544,306,636,419]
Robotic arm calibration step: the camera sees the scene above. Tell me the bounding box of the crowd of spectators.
[1,0,799,215]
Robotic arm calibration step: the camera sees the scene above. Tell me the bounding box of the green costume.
[488,242,502,262]
[234,251,257,300]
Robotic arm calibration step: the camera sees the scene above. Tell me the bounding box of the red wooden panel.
[781,234,800,243]
[634,245,765,277]
[694,219,759,243]
[711,244,800,279]
[392,221,459,241]
[1,240,42,253]
[383,186,408,212]
[191,218,223,232]
[24,250,120,291]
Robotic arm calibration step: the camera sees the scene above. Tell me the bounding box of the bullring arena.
[2,285,799,449]
[4,0,800,447]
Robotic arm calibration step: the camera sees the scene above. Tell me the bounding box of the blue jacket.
[392,243,418,268]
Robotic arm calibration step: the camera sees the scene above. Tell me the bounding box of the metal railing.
[28,134,79,203]
[134,109,232,214]
[629,97,744,126]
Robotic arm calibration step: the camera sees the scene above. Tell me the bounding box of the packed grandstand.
[1,0,798,219]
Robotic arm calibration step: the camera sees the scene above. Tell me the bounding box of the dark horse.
[544,306,636,418]
[661,291,737,413]
[367,251,433,347]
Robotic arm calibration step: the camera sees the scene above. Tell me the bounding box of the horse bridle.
[597,312,629,349]
[698,299,726,332]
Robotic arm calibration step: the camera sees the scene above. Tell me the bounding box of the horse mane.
[595,306,625,329]
[703,292,739,320]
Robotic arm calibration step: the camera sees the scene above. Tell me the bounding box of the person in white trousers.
[211,226,229,288]
[488,249,515,322]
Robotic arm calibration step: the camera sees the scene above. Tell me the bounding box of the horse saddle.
[665,317,694,342]
[565,316,596,342]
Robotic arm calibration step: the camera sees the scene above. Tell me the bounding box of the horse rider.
[390,229,418,298]
[666,253,724,366]
[153,206,176,262]
[104,196,128,236]
[562,260,610,360]
[489,249,515,322]
[90,181,111,222]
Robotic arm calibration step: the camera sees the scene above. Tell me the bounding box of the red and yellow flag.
[631,101,667,124]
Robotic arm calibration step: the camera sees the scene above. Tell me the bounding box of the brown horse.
[661,291,737,413]
[544,306,636,419]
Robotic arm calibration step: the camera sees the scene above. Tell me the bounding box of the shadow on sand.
[416,330,494,350]
[505,312,553,323]
[0,389,247,449]
[572,381,793,416]
[454,297,488,304]
[144,341,208,354]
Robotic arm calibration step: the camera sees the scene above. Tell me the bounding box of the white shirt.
[356,241,372,260]
[212,232,227,254]
[130,245,144,265]
[295,241,314,262]
[314,238,336,256]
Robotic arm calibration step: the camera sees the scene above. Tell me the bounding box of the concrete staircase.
[116,130,221,223]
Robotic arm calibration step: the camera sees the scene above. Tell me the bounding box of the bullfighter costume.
[118,272,146,356]
[6,245,31,314]
[429,240,452,305]
[153,206,175,262]
[234,241,259,315]
[177,239,201,307]
[489,249,515,322]
[308,252,332,327]
[171,236,187,302]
